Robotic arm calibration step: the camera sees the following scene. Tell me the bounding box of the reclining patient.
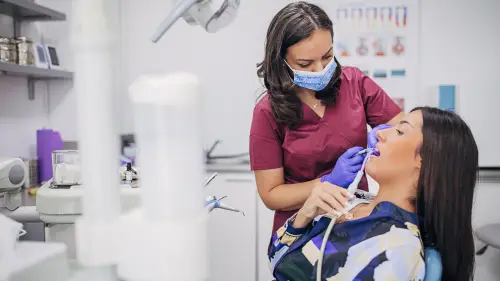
[268,107,477,281]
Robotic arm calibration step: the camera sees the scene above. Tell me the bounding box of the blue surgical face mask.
[284,57,337,91]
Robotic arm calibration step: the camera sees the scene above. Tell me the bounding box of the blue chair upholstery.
[424,248,442,281]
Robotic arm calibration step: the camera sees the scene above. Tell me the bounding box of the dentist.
[250,1,403,235]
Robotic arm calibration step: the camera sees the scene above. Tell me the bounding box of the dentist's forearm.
[261,179,320,211]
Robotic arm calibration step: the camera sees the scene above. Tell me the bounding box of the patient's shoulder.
[368,201,421,237]
[361,222,422,247]
[360,217,423,255]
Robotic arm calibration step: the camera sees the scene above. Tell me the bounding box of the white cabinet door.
[257,196,275,281]
[205,173,257,281]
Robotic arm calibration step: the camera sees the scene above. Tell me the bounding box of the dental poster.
[329,0,420,112]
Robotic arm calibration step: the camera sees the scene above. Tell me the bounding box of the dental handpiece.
[205,196,245,216]
[347,150,376,199]
[356,148,374,156]
[215,202,245,216]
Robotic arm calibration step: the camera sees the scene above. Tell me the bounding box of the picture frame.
[44,44,61,69]
[33,43,49,69]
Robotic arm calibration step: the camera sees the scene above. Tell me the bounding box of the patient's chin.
[365,159,381,182]
[365,161,376,178]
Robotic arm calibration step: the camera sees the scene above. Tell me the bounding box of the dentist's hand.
[292,182,354,228]
[320,147,366,188]
[368,124,392,149]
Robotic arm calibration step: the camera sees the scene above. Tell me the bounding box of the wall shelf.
[0,0,66,21]
[0,62,73,100]
[0,0,70,100]
[0,62,72,79]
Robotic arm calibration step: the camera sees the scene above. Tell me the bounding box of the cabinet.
[257,197,275,281]
[204,172,257,281]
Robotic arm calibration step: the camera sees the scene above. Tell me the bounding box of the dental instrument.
[316,149,376,281]
[205,196,245,216]
[356,147,374,156]
[203,173,245,215]
[203,172,218,187]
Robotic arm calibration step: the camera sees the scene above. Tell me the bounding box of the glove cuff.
[320,175,328,183]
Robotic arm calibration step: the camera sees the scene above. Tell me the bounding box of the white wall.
[418,0,500,167]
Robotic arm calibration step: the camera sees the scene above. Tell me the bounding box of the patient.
[268,107,477,281]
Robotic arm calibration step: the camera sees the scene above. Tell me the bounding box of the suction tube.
[316,150,376,281]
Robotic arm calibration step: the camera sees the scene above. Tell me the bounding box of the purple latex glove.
[321,147,366,188]
[368,124,392,149]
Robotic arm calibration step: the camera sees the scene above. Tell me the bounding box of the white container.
[129,72,205,219]
[119,72,208,281]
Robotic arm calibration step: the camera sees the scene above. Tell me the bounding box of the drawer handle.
[225,179,253,183]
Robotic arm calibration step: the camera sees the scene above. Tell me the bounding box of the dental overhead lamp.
[151,0,241,43]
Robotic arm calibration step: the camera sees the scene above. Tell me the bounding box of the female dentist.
[249,1,403,235]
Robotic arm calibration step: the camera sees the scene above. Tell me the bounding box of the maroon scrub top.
[249,66,401,234]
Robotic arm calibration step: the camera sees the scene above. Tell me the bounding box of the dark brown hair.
[413,107,478,281]
[257,2,342,129]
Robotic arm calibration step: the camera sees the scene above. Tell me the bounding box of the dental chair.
[424,248,443,281]
[475,223,500,255]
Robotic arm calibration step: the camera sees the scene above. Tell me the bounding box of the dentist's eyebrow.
[296,47,333,62]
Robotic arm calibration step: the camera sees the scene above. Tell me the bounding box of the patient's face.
[366,111,423,183]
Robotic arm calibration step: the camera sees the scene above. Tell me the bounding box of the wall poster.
[331,0,420,112]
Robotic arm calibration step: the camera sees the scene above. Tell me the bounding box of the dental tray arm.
[151,0,199,43]
[151,0,241,43]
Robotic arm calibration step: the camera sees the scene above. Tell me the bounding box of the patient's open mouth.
[372,149,380,157]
